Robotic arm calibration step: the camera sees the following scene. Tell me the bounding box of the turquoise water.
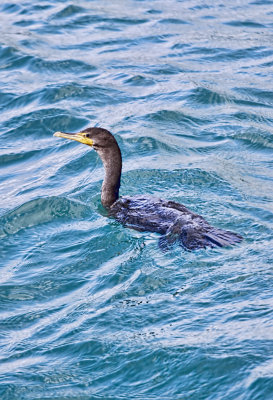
[0,0,273,398]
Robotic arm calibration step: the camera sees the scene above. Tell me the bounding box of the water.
[0,0,273,398]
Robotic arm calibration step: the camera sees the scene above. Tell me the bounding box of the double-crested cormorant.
[54,127,242,250]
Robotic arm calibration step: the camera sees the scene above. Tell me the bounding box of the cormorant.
[54,127,242,250]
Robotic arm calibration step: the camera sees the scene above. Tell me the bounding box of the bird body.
[110,195,242,250]
[111,195,202,234]
[54,127,242,250]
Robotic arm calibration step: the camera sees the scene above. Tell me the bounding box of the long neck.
[97,144,122,208]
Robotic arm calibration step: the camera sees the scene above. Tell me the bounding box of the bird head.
[54,127,117,151]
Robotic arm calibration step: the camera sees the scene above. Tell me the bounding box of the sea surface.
[0,0,273,399]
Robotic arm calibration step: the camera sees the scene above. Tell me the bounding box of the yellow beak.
[54,131,94,146]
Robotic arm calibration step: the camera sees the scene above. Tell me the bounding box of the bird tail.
[203,227,243,248]
[159,226,243,251]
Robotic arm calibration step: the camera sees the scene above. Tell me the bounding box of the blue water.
[1,0,273,398]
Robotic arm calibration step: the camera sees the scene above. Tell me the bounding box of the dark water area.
[0,0,273,399]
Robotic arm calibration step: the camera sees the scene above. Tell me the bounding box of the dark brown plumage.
[54,127,243,250]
